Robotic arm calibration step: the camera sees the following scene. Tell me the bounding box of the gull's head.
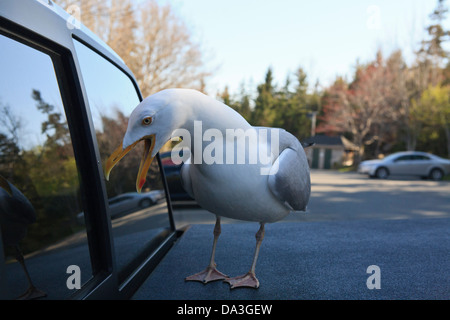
[104,90,183,192]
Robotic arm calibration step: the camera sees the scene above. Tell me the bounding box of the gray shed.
[304,135,359,169]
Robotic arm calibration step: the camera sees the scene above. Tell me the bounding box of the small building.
[304,135,359,169]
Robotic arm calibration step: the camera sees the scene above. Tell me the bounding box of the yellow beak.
[104,135,156,193]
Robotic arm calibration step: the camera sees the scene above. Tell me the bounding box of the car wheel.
[139,198,154,208]
[375,167,389,179]
[429,168,444,181]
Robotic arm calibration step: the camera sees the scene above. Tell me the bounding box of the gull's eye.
[142,117,153,125]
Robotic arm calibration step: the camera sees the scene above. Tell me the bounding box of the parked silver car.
[77,190,165,222]
[106,191,165,217]
[358,151,450,180]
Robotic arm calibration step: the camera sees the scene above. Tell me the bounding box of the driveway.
[293,170,450,221]
[133,170,450,300]
[172,170,450,225]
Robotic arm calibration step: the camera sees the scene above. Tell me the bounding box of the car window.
[111,196,132,203]
[383,153,401,161]
[413,155,430,160]
[0,34,92,299]
[73,39,172,284]
[394,155,412,162]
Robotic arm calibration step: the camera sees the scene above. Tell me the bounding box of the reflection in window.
[0,34,91,299]
[73,39,171,283]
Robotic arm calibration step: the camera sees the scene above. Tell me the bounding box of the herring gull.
[105,88,311,289]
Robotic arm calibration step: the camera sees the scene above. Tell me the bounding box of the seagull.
[0,175,47,299]
[105,88,311,289]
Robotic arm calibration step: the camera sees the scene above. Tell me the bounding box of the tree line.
[56,0,450,162]
[218,0,450,162]
[57,0,211,97]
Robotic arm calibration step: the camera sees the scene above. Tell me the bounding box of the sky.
[159,0,445,96]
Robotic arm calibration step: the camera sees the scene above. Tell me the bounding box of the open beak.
[104,135,156,193]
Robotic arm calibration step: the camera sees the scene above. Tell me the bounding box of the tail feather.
[301,142,315,149]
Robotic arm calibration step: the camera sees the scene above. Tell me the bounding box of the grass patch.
[337,166,356,173]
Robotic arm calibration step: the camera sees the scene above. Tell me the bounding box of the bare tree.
[56,0,211,97]
[0,103,22,147]
[135,1,210,96]
[105,0,140,74]
[383,50,417,151]
[317,51,403,162]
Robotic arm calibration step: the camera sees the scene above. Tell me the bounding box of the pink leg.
[185,216,228,283]
[224,223,265,289]
[14,245,47,300]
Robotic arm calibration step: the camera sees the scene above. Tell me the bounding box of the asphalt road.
[133,170,450,300]
[172,170,450,225]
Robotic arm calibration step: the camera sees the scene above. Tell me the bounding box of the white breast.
[185,159,291,223]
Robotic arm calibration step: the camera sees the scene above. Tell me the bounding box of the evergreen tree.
[32,89,72,157]
[251,68,277,126]
[218,86,232,107]
[417,0,450,84]
[273,68,311,139]
[236,81,252,121]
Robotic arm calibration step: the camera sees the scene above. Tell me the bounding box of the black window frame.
[0,0,177,300]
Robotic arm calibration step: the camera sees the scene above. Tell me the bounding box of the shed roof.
[305,135,359,150]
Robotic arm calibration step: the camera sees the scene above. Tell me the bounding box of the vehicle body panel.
[358,151,450,180]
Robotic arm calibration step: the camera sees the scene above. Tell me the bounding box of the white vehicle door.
[390,155,414,175]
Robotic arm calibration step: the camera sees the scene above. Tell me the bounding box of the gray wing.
[0,177,36,225]
[267,129,311,211]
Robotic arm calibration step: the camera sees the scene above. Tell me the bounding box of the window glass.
[0,34,91,299]
[413,155,430,161]
[394,155,411,162]
[73,39,171,283]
